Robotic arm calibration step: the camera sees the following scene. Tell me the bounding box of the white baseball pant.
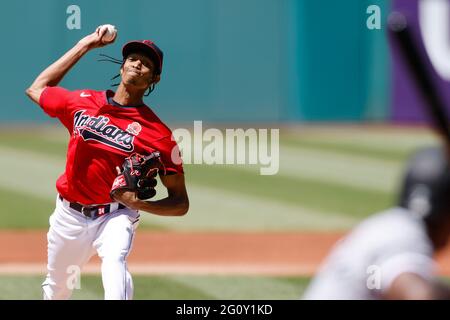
[42,195,140,300]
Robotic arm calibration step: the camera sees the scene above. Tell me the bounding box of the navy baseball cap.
[122,40,163,75]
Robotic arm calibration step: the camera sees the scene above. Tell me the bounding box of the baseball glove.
[110,151,165,201]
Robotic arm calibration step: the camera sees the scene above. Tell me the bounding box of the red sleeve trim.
[38,86,50,108]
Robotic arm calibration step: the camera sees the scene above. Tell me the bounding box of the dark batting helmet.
[399,145,450,222]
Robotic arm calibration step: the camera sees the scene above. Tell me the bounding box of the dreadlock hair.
[97,54,157,95]
[145,84,155,96]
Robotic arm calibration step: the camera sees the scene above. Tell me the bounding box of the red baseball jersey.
[39,86,183,205]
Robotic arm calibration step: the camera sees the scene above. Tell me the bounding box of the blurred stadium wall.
[1,0,391,123]
[391,0,450,123]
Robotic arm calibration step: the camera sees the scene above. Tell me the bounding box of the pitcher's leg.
[42,198,95,300]
[94,209,139,300]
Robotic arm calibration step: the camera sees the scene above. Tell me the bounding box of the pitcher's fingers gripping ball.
[110,151,166,201]
[96,24,117,43]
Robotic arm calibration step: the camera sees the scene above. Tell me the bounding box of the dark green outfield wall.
[0,0,389,123]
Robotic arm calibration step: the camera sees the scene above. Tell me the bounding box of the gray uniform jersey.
[303,207,435,300]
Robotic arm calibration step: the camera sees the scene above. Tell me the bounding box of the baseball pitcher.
[25,25,189,300]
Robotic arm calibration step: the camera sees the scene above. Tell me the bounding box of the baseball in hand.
[98,24,117,43]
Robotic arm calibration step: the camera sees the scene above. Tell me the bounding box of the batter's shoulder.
[355,207,430,248]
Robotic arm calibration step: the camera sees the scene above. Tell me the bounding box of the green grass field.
[0,125,441,299]
[0,275,309,300]
[0,125,440,231]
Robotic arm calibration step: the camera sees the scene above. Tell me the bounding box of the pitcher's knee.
[101,253,128,265]
[100,254,129,274]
